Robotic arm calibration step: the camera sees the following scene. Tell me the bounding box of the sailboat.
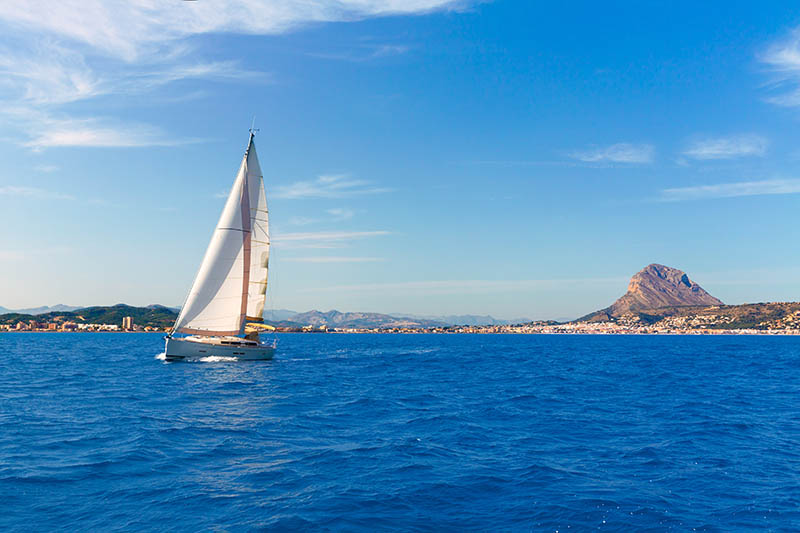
[164,129,276,361]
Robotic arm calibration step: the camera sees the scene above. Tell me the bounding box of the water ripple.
[2,332,800,530]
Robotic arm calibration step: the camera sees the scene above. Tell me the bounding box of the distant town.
[317,314,800,335]
[3,264,800,336]
[1,315,160,333]
[3,309,800,335]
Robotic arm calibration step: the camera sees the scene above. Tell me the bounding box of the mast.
[243,127,270,324]
[171,131,262,337]
[237,132,253,335]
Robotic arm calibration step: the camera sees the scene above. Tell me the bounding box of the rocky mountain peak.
[607,264,722,316]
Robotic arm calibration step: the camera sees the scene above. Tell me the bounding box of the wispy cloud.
[682,134,768,160]
[273,230,390,242]
[0,2,467,61]
[273,174,392,199]
[0,246,73,261]
[760,28,800,107]
[287,209,355,226]
[126,61,269,92]
[304,277,626,294]
[327,207,355,220]
[0,1,467,148]
[569,143,654,164]
[23,118,196,149]
[309,43,410,62]
[272,230,390,249]
[2,106,200,149]
[34,164,59,173]
[285,256,384,263]
[288,216,319,226]
[660,178,800,201]
[0,185,74,200]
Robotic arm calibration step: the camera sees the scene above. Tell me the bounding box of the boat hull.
[164,336,275,361]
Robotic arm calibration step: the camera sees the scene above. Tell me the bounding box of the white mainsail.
[172,134,269,336]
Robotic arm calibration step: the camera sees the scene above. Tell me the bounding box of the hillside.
[0,304,178,328]
[609,302,800,330]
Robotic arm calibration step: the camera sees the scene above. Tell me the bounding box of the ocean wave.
[3,332,800,530]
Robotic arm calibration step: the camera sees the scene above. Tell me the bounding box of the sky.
[2,1,800,320]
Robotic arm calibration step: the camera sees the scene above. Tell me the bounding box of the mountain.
[0,304,178,328]
[1,304,523,329]
[283,310,446,328]
[581,264,723,321]
[263,309,300,322]
[0,304,81,315]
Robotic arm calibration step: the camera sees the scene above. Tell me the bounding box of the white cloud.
[0,42,102,105]
[0,186,74,200]
[660,179,800,201]
[2,98,202,150]
[285,256,384,263]
[273,174,392,199]
[23,119,194,149]
[569,143,654,164]
[0,1,468,148]
[0,1,466,61]
[760,28,800,107]
[327,207,355,220]
[682,134,768,160]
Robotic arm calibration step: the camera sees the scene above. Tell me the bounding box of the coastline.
[3,329,799,336]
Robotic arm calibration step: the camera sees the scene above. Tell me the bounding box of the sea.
[2,332,800,531]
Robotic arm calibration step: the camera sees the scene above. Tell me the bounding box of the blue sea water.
[2,333,800,531]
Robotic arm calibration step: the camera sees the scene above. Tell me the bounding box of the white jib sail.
[173,138,258,336]
[245,142,269,322]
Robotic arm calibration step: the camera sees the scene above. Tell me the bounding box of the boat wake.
[196,356,238,363]
[155,352,239,363]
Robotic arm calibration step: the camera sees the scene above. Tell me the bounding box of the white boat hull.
[164,335,275,361]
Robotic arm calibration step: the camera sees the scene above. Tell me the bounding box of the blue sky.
[2,1,800,319]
